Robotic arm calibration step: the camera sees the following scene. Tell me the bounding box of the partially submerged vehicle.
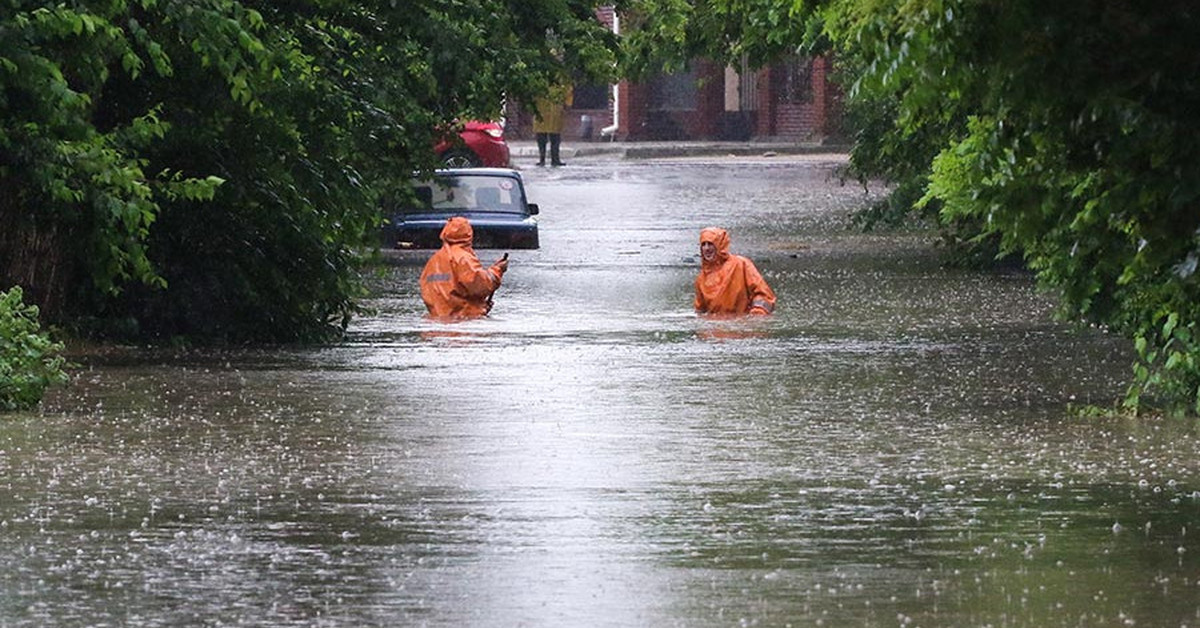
[382,168,539,250]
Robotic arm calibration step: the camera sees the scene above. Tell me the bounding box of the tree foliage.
[0,286,67,411]
[1,0,617,342]
[622,0,1200,414]
[620,0,824,76]
[840,0,1200,414]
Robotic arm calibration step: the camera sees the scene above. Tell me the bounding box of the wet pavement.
[5,155,1200,626]
[504,138,846,161]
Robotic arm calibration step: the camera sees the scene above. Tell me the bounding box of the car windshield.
[406,175,526,214]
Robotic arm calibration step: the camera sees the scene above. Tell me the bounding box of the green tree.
[1,0,618,342]
[839,0,1200,414]
[0,3,224,322]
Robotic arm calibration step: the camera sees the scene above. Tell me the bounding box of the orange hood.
[440,216,474,246]
[700,227,731,270]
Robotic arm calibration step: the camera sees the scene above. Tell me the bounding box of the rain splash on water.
[5,156,1200,626]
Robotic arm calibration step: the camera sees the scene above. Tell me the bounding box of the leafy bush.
[0,287,68,411]
[827,0,1200,415]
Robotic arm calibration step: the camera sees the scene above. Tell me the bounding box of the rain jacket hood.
[694,227,776,316]
[440,216,474,246]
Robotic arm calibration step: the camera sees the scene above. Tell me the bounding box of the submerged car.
[383,168,539,250]
[434,120,511,168]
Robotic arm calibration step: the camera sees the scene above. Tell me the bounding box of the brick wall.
[620,59,725,141]
[753,55,838,141]
[595,5,615,28]
[509,9,844,143]
[773,104,821,140]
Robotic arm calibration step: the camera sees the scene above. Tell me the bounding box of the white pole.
[600,11,620,140]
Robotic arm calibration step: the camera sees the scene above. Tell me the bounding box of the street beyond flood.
[6,154,1200,626]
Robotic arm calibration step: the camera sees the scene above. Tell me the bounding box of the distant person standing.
[420,217,508,319]
[694,227,776,316]
[533,82,573,167]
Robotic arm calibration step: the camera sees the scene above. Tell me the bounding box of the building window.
[649,66,698,111]
[573,83,608,109]
[773,55,813,105]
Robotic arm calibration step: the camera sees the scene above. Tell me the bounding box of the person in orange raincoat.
[420,217,509,318]
[694,227,776,316]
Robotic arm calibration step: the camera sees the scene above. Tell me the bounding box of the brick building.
[509,7,843,144]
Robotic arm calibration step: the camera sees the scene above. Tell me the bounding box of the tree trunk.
[0,181,75,322]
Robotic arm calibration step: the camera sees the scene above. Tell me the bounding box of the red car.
[434,120,511,168]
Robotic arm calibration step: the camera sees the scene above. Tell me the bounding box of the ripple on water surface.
[8,159,1200,626]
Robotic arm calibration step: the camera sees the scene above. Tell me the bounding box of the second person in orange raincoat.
[420,217,508,318]
[694,227,776,316]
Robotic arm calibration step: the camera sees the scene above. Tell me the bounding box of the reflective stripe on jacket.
[420,217,504,318]
[694,227,776,316]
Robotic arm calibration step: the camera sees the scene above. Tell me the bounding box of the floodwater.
[6,155,1200,626]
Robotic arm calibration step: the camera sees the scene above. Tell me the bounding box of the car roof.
[432,167,524,179]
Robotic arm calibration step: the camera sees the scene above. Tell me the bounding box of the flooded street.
[7,156,1200,626]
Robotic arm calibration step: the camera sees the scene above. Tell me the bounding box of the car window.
[407,175,526,214]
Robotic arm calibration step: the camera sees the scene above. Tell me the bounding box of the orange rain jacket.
[694,227,776,316]
[420,217,506,318]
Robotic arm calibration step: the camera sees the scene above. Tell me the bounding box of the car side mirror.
[527,203,539,215]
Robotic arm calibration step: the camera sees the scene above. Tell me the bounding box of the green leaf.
[1163,312,1179,338]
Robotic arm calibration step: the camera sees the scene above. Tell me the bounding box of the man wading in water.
[420,216,509,319]
[694,227,776,316]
